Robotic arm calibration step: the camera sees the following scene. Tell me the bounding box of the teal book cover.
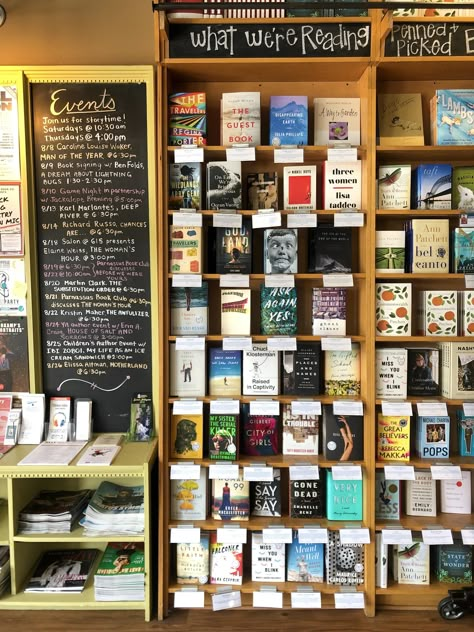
[260,285,297,335]
[269,96,308,147]
[326,469,363,521]
[453,228,474,273]
[286,531,324,582]
[432,90,474,146]
[436,542,473,583]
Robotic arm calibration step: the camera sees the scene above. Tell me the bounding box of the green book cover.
[95,542,145,576]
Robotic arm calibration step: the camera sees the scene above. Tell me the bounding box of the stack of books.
[18,489,93,534]
[24,549,99,593]
[94,542,145,601]
[81,482,145,536]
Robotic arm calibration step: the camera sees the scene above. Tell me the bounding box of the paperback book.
[287,532,324,582]
[308,226,352,273]
[168,162,202,210]
[211,474,250,521]
[215,220,252,274]
[221,91,261,147]
[313,97,361,146]
[169,225,202,274]
[209,413,239,461]
[375,347,408,399]
[247,172,278,211]
[220,288,251,336]
[281,403,319,456]
[208,347,242,398]
[412,163,452,209]
[283,166,317,212]
[206,161,242,211]
[378,165,411,210]
[378,93,424,146]
[260,286,297,335]
[209,532,243,585]
[251,468,281,517]
[281,341,322,395]
[168,91,206,147]
[170,468,208,521]
[311,288,347,336]
[324,344,360,396]
[269,96,308,146]
[170,284,208,336]
[322,407,364,461]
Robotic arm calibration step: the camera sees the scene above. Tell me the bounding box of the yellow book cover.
[170,413,203,459]
[378,93,424,146]
[377,414,411,461]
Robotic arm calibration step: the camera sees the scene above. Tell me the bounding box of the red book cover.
[288,174,312,205]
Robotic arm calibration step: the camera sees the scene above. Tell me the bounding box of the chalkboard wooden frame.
[25,67,159,433]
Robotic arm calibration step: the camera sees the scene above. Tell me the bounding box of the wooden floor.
[2,608,474,631]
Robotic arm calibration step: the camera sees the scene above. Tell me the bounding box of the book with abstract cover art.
[0,316,29,392]
[326,530,365,585]
[169,225,202,274]
[169,92,206,147]
[378,93,424,146]
[210,531,243,585]
[170,412,203,460]
[283,166,317,211]
[375,231,405,273]
[247,172,278,211]
[220,288,251,336]
[282,342,322,395]
[215,220,252,274]
[208,413,239,461]
[0,259,26,316]
[375,471,401,521]
[251,468,281,517]
[176,534,210,584]
[453,227,474,273]
[457,409,474,455]
[211,473,250,521]
[269,96,308,147]
[281,403,319,456]
[287,532,324,582]
[221,91,261,147]
[312,288,347,336]
[170,284,208,336]
[206,161,242,211]
[168,162,202,210]
[260,286,297,335]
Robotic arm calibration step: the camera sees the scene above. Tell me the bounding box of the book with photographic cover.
[282,341,322,396]
[308,226,352,273]
[169,343,206,398]
[251,468,281,517]
[415,415,450,459]
[326,530,365,585]
[215,220,252,274]
[247,171,278,211]
[210,531,243,585]
[289,478,325,519]
[208,347,241,398]
[211,473,250,521]
[412,163,451,210]
[208,413,239,461]
[375,230,406,272]
[440,341,474,400]
[406,347,440,396]
[176,534,210,585]
[168,162,202,210]
[170,284,208,336]
[170,468,208,521]
[287,531,324,583]
[251,532,286,582]
[283,166,317,212]
[269,96,308,147]
[312,288,347,337]
[313,97,361,146]
[241,403,279,457]
[281,403,319,456]
[206,161,242,210]
[260,285,297,336]
[322,406,364,461]
[263,228,298,274]
[457,409,474,456]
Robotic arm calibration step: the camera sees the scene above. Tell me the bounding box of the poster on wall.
[0,86,20,181]
[0,183,23,255]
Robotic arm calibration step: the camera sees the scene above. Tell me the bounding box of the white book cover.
[375,283,412,336]
[405,470,437,516]
[46,397,71,442]
[242,343,279,396]
[76,444,121,466]
[375,347,408,399]
[375,230,406,273]
[439,341,474,400]
[396,540,430,585]
[459,290,474,336]
[169,343,206,397]
[283,165,317,211]
[0,259,26,316]
[378,165,411,209]
[221,92,261,147]
[170,468,208,521]
[440,470,472,514]
[251,532,286,582]
[221,288,251,336]
[375,532,388,589]
[323,160,362,211]
[18,394,45,444]
[313,97,361,146]
[419,290,457,336]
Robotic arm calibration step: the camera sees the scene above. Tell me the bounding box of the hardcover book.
[375,471,401,521]
[418,290,458,336]
[168,91,206,147]
[440,341,474,399]
[415,415,450,459]
[436,543,473,583]
[407,347,440,396]
[308,226,352,273]
[247,171,278,211]
[326,530,365,585]
[269,96,308,147]
[281,403,319,456]
[452,166,474,211]
[375,532,388,588]
[453,227,474,272]
[242,343,279,396]
[209,413,239,461]
[407,218,450,273]
[395,540,430,584]
[251,532,286,582]
[206,161,242,211]
[169,344,206,397]
[440,470,472,514]
[324,344,360,396]
[378,93,424,146]
[313,97,361,146]
[215,220,252,275]
[460,290,474,336]
[378,165,411,210]
[457,410,474,455]
[209,532,243,585]
[311,288,347,336]
[260,286,297,335]
[170,284,208,336]
[405,470,437,516]
[251,468,281,517]
[283,166,317,212]
[169,225,202,274]
[326,470,363,521]
[176,534,210,584]
[241,404,279,457]
[323,160,362,211]
[281,341,322,395]
[322,407,364,461]
[375,283,411,336]
[208,347,242,397]
[263,228,298,274]
[287,532,324,582]
[377,414,411,461]
[220,288,251,336]
[170,469,208,521]
[168,162,202,210]
[211,473,250,521]
[221,91,261,147]
[431,89,474,146]
[289,478,325,519]
[170,412,203,459]
[412,163,452,209]
[375,347,408,399]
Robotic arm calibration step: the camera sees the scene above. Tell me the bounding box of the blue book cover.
[457,410,474,456]
[412,163,452,210]
[208,348,241,398]
[286,532,324,582]
[269,96,308,147]
[170,284,208,336]
[415,415,450,459]
[260,285,297,335]
[432,90,474,146]
[326,469,363,521]
[453,228,474,273]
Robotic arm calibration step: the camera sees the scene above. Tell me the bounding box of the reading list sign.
[31,82,152,432]
[385,22,474,57]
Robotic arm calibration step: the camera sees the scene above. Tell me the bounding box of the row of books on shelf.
[390,0,474,18]
[171,225,355,275]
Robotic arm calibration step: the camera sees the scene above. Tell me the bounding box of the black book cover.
[289,479,325,519]
[282,342,321,395]
[322,406,364,461]
[215,218,252,274]
[251,468,282,517]
[407,348,440,396]
[308,226,353,273]
[206,161,242,211]
[0,317,29,393]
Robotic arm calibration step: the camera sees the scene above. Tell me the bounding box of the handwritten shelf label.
[287,213,317,228]
[208,463,239,480]
[274,148,304,164]
[291,401,321,416]
[212,591,242,611]
[213,213,243,229]
[385,22,474,58]
[291,592,322,609]
[174,147,204,163]
[252,211,282,229]
[226,147,255,162]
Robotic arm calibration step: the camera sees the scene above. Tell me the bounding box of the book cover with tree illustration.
[170,413,203,459]
[170,469,208,521]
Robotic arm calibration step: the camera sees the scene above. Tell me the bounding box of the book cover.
[25,549,99,593]
[208,348,241,398]
[311,288,347,336]
[176,534,210,584]
[375,283,411,336]
[378,93,424,146]
[282,341,321,395]
[375,471,401,521]
[47,397,71,442]
[460,290,474,336]
[251,532,286,582]
[453,227,474,274]
[242,343,279,396]
[211,474,250,521]
[325,530,365,585]
[313,97,361,146]
[395,541,430,584]
[169,225,202,274]
[220,288,251,336]
[263,228,298,274]
[431,89,474,146]
[215,220,252,274]
[409,218,450,273]
[287,532,324,582]
[281,403,319,456]
[170,412,203,459]
[436,542,473,583]
[308,226,352,273]
[322,407,364,461]
[168,162,202,210]
[221,91,261,147]
[377,414,411,461]
[405,470,437,516]
[323,160,362,211]
[440,470,472,514]
[17,394,45,445]
[415,415,450,459]
[169,344,206,397]
[76,444,121,466]
[407,347,440,396]
[94,542,144,578]
[419,290,457,336]
[206,161,242,211]
[129,392,152,442]
[452,166,474,210]
[324,344,360,397]
[0,316,29,393]
[170,284,208,336]
[209,413,239,461]
[241,404,279,457]
[457,410,474,455]
[378,165,411,210]
[209,532,243,585]
[440,341,474,399]
[169,91,206,147]
[170,468,208,521]
[375,347,408,399]
[326,470,363,521]
[375,532,388,588]
[412,163,452,209]
[269,96,308,146]
[247,172,278,211]
[260,286,297,335]
[0,394,12,444]
[289,478,325,519]
[283,166,317,212]
[251,468,281,517]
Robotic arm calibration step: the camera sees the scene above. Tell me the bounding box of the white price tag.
[463,403,474,416]
[210,400,240,415]
[174,147,204,163]
[213,213,243,228]
[170,464,201,480]
[253,591,283,608]
[267,337,297,351]
[291,400,321,416]
[273,148,304,163]
[327,147,358,161]
[297,528,328,544]
[226,147,256,162]
[174,590,205,608]
[465,274,474,289]
[461,529,474,545]
[220,274,250,288]
[422,529,453,545]
[291,592,322,609]
[323,274,354,287]
[381,529,413,545]
[334,592,365,609]
[172,274,202,288]
[381,402,413,416]
[287,213,317,228]
[252,211,282,229]
[208,463,239,480]
[331,465,362,480]
[175,336,205,351]
[334,213,364,227]
[173,212,203,227]
[321,337,352,351]
[417,402,448,417]
[333,401,364,416]
[262,528,293,544]
[264,274,295,288]
[339,528,370,545]
[384,465,415,480]
[212,591,242,611]
[290,465,319,481]
[222,337,252,351]
[170,527,201,544]
[249,400,280,416]
[172,400,203,415]
[431,465,462,480]
[216,528,248,544]
[244,466,274,482]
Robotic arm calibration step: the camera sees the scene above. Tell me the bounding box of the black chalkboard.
[31,82,152,432]
[169,22,371,58]
[385,22,474,57]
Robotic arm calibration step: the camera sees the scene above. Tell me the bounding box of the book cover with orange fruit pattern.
[376,283,412,336]
[419,290,458,336]
[460,290,474,336]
